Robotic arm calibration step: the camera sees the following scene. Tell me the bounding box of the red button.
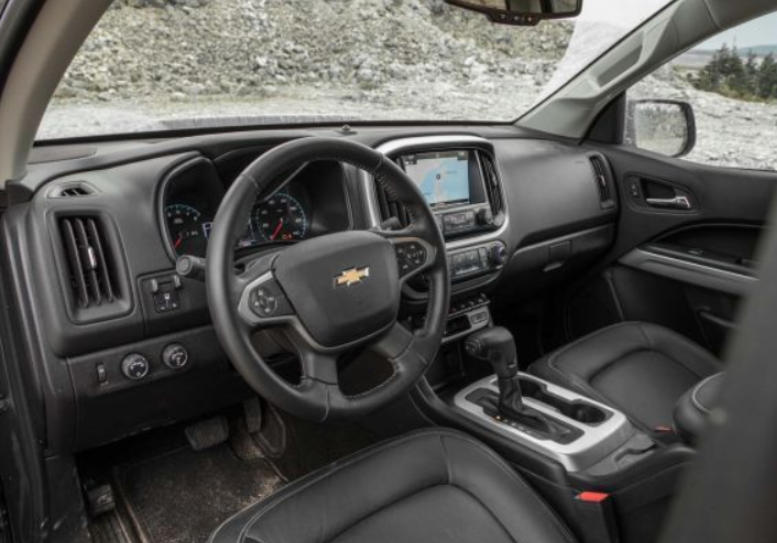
[578,492,610,503]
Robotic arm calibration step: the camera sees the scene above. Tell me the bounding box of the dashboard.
[12,127,619,454]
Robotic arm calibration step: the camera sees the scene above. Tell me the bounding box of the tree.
[757,53,777,100]
[691,44,777,102]
[744,51,759,95]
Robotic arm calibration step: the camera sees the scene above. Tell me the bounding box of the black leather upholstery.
[529,322,721,434]
[210,429,576,543]
[674,372,724,445]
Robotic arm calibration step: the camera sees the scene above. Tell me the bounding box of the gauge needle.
[270,219,284,241]
[174,235,183,250]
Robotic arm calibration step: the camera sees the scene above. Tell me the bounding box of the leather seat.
[529,322,721,436]
[210,429,576,543]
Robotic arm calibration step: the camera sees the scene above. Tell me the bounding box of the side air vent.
[588,154,616,210]
[479,152,505,219]
[59,216,118,309]
[49,182,96,199]
[375,180,411,228]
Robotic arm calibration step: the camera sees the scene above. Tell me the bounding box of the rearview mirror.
[625,100,697,158]
[445,0,582,26]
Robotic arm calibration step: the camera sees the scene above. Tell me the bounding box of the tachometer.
[254,193,308,242]
[165,203,210,257]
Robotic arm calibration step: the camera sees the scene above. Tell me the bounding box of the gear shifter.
[465,327,552,433]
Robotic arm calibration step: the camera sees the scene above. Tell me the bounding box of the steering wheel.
[206,137,449,422]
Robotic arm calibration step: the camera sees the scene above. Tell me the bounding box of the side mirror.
[625,100,697,158]
[444,0,582,26]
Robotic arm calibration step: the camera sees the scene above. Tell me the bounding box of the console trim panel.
[453,373,634,472]
[362,135,510,250]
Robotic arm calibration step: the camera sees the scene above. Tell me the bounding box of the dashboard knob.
[121,353,150,381]
[476,208,494,226]
[162,344,189,370]
[490,244,508,266]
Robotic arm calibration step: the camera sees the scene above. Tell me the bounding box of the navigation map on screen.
[403,151,470,208]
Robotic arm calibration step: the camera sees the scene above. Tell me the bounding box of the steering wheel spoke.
[298,348,340,386]
[370,321,416,360]
[376,229,436,283]
[236,268,298,330]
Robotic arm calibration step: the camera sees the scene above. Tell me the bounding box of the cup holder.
[520,378,609,425]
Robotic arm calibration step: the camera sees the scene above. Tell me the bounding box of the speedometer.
[254,193,308,242]
[165,203,209,257]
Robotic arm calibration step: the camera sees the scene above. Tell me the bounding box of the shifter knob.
[465,327,518,379]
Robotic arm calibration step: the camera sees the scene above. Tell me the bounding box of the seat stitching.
[691,373,724,414]
[323,485,447,543]
[451,485,524,543]
[440,434,579,543]
[228,429,457,543]
[543,322,640,390]
[438,433,453,485]
[220,429,576,543]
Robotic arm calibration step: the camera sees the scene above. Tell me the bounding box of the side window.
[625,12,777,172]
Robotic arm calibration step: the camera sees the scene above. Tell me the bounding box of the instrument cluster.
[162,158,350,258]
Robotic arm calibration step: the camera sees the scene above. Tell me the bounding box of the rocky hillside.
[42,0,776,173]
[56,0,571,101]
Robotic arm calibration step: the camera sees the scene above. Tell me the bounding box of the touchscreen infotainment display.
[402,151,471,208]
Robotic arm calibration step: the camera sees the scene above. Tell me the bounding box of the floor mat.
[115,444,282,543]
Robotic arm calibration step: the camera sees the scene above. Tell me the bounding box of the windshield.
[37,0,673,140]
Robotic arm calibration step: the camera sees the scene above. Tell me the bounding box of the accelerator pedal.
[185,416,229,451]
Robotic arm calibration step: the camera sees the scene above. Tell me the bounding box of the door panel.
[567,144,775,355]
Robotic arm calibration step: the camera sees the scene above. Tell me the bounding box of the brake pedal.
[185,416,229,451]
[243,398,263,434]
[254,402,287,459]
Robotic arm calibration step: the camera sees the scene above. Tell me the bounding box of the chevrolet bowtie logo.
[335,267,370,288]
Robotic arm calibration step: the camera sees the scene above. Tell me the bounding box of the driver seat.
[210,429,576,543]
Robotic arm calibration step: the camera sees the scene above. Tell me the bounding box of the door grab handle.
[645,196,692,210]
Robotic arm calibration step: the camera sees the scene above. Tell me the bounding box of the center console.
[363,136,508,287]
[455,327,650,473]
[455,375,641,472]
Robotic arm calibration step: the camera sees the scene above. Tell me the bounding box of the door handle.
[645,195,692,210]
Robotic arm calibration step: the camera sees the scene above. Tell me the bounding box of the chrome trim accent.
[645,196,692,210]
[620,248,757,297]
[361,135,510,251]
[453,373,635,472]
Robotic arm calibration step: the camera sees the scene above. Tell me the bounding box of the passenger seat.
[528,322,721,438]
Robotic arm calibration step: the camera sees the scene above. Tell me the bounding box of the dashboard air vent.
[50,182,96,199]
[59,216,118,309]
[375,180,411,228]
[480,152,505,219]
[588,154,616,210]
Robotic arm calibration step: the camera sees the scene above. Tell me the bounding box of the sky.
[700,12,777,49]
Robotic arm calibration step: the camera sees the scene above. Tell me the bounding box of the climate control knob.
[490,244,508,266]
[121,353,150,381]
[162,344,189,370]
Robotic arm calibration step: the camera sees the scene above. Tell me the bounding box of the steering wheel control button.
[121,353,150,381]
[162,344,189,370]
[249,280,293,319]
[395,241,428,277]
